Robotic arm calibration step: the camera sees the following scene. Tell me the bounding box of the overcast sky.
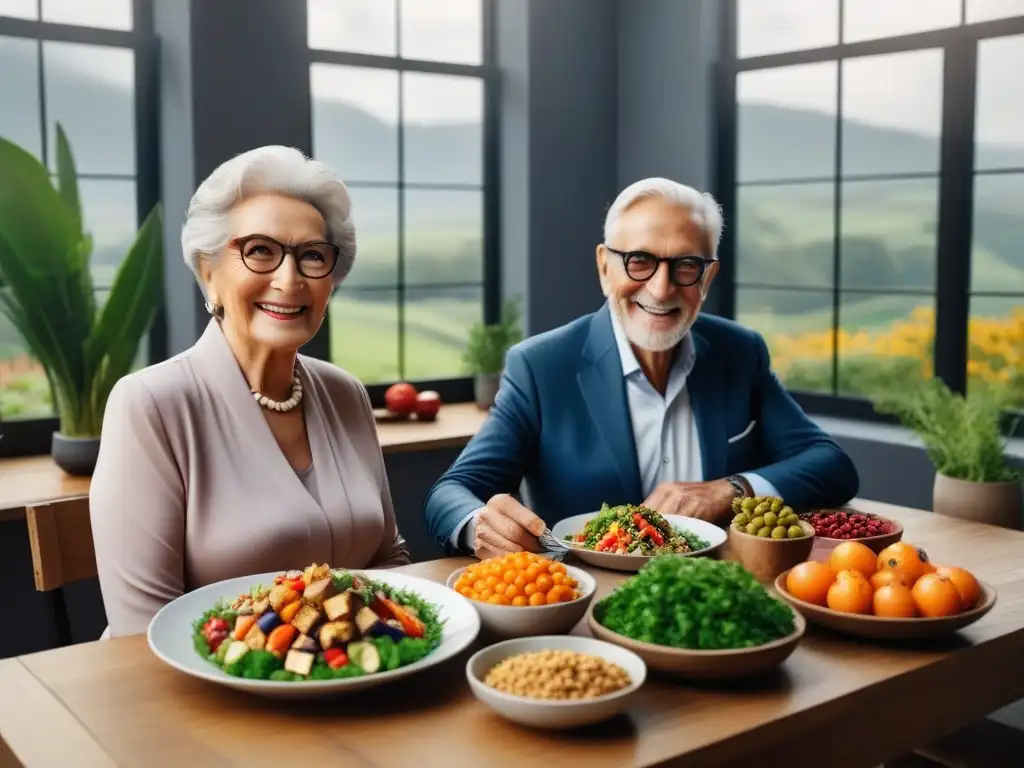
[3,0,1021,144]
[739,0,1024,148]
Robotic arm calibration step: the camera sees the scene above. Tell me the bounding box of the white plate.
[466,635,647,729]
[551,512,727,572]
[147,569,481,699]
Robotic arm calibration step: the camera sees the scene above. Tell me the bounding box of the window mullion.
[933,36,977,395]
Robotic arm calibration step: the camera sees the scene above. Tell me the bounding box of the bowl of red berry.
[801,507,903,557]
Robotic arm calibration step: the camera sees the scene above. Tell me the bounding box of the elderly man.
[422,178,859,559]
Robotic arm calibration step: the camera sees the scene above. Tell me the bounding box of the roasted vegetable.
[233,615,256,641]
[323,591,358,621]
[319,620,356,649]
[347,641,381,673]
[303,577,338,607]
[266,624,298,655]
[291,604,322,635]
[257,611,281,634]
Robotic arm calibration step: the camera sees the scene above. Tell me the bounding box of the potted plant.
[875,379,1022,529]
[462,297,523,409]
[0,126,163,475]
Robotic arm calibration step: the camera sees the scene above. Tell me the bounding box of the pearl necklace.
[251,369,304,413]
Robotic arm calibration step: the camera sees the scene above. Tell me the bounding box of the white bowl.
[148,569,480,699]
[466,635,646,729]
[446,564,596,638]
[551,512,727,572]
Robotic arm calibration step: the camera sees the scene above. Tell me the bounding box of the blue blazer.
[422,304,859,554]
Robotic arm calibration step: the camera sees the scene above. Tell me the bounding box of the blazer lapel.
[577,305,642,502]
[686,329,727,481]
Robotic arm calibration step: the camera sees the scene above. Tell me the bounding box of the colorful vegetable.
[265,624,298,654]
[233,615,256,641]
[323,647,349,670]
[193,565,445,682]
[568,503,709,555]
[278,600,302,624]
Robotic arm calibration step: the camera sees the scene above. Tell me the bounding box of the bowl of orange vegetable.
[774,541,997,640]
[447,553,597,638]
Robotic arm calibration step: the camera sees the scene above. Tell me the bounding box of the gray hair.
[604,177,724,259]
[181,145,357,288]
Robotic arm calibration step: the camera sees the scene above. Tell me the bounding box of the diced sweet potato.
[268,584,300,613]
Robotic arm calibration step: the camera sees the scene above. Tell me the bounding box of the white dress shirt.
[452,311,779,549]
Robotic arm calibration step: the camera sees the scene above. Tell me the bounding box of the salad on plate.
[193,563,444,682]
[566,504,711,556]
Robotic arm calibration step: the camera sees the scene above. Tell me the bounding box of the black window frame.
[0,0,163,458]
[304,0,501,410]
[713,0,1024,434]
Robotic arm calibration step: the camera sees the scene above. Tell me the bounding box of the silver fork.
[537,528,571,560]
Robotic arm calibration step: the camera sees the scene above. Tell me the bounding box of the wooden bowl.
[585,599,805,680]
[802,510,904,560]
[773,569,998,640]
[727,520,815,583]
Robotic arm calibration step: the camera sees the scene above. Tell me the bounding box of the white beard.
[612,292,698,352]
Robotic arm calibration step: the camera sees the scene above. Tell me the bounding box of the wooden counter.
[0,402,488,517]
[2,502,1024,767]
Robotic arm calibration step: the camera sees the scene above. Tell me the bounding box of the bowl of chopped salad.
[552,504,727,572]
[147,563,480,698]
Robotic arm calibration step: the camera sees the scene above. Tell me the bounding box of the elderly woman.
[90,145,409,637]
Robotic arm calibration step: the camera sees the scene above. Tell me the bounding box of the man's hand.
[473,494,546,559]
[640,479,736,524]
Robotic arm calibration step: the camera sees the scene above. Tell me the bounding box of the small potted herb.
[875,379,1022,530]
[462,297,523,409]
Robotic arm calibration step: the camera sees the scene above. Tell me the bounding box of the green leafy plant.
[874,378,1021,483]
[462,296,523,375]
[0,125,163,437]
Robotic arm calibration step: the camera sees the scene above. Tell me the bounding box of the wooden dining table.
[1,500,1023,768]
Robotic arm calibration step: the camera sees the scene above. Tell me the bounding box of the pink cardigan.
[90,320,409,637]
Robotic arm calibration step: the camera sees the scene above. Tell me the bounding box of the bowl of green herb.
[586,556,805,679]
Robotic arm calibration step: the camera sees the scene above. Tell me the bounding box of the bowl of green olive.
[727,496,815,583]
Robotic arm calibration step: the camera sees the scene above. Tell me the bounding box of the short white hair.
[181,145,357,287]
[604,177,724,259]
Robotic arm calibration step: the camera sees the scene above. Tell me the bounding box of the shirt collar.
[608,304,696,380]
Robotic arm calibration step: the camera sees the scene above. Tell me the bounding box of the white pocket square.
[728,420,756,444]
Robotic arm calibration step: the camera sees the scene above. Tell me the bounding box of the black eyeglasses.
[603,245,716,287]
[230,234,340,279]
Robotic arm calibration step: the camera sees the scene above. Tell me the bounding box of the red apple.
[414,390,442,421]
[384,382,418,417]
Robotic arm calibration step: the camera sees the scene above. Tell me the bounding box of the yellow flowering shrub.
[768,306,1023,410]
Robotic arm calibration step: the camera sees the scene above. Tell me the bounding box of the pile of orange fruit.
[784,541,982,618]
[453,552,581,607]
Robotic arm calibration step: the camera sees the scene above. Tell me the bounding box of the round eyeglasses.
[230,234,340,279]
[604,245,716,287]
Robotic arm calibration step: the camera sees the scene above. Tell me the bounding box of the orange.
[873,584,917,618]
[828,541,878,578]
[912,573,962,617]
[870,568,914,591]
[876,542,930,583]
[786,561,835,606]
[826,570,874,614]
[934,566,981,610]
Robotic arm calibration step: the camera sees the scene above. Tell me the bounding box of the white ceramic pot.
[474,372,501,409]
[932,471,1023,530]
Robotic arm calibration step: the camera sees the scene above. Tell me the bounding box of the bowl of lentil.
[446,553,597,638]
[466,635,646,729]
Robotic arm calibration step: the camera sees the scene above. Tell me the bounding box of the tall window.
[718,0,1024,422]
[0,0,157,441]
[307,0,496,392]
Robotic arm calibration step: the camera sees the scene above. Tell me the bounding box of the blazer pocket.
[727,420,756,444]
